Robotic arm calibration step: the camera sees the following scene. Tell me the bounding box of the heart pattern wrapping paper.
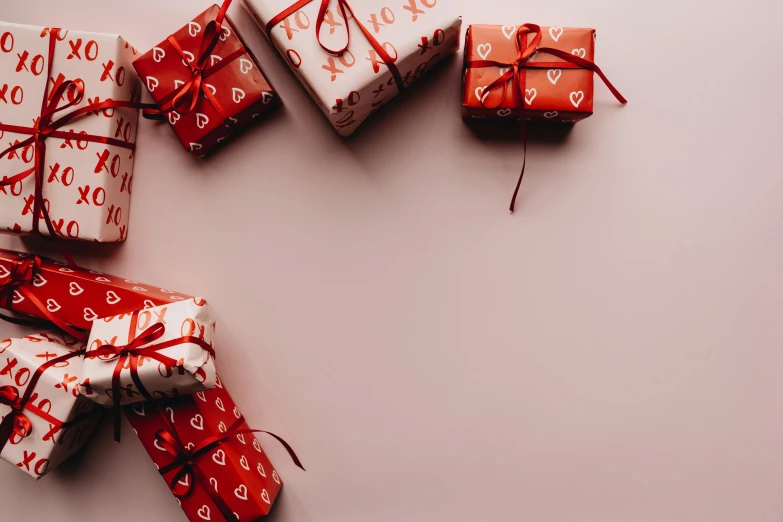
[126,377,287,521]
[241,0,462,136]
[133,4,281,157]
[0,21,141,242]
[0,331,101,478]
[0,248,193,331]
[462,24,596,122]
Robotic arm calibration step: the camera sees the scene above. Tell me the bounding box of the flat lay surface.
[1,0,782,520]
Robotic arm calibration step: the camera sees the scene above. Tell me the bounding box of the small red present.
[125,376,303,521]
[133,1,280,156]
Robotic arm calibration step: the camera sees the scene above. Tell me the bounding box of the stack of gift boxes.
[0,0,626,520]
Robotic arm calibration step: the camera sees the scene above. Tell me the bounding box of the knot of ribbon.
[155,412,304,520]
[0,256,88,340]
[143,0,242,122]
[266,0,405,91]
[0,28,153,259]
[466,23,627,212]
[87,312,216,442]
[0,346,87,453]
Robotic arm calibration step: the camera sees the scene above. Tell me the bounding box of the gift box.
[133,2,281,157]
[0,248,193,332]
[126,377,302,521]
[0,331,101,478]
[242,0,462,136]
[0,21,142,242]
[81,299,217,408]
[462,24,623,122]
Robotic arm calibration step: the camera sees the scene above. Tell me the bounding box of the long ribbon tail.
[0,413,16,454]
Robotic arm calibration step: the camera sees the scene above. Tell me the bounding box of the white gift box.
[242,0,462,135]
[0,332,100,479]
[0,21,141,242]
[80,298,217,406]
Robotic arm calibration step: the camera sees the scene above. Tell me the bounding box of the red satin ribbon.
[0,256,89,341]
[87,309,216,442]
[266,0,405,91]
[466,24,627,212]
[0,29,153,260]
[143,0,244,122]
[0,346,87,453]
[155,412,304,521]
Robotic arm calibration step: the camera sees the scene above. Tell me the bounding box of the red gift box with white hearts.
[133,4,280,157]
[0,248,193,332]
[125,377,286,521]
[0,21,141,242]
[462,24,597,122]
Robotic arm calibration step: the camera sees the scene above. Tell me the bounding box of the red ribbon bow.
[0,256,89,340]
[0,29,153,258]
[0,346,88,454]
[155,412,304,521]
[87,311,216,442]
[266,0,405,91]
[144,0,244,122]
[466,24,627,212]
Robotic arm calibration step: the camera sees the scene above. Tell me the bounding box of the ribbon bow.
[88,316,216,442]
[266,0,404,90]
[156,413,304,521]
[0,346,87,453]
[467,24,627,212]
[0,28,153,257]
[0,256,88,340]
[144,0,243,122]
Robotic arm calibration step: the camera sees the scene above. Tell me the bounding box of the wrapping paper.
[133,5,280,156]
[462,24,596,122]
[0,332,100,478]
[0,248,193,331]
[242,0,462,136]
[0,21,141,241]
[81,299,217,406]
[126,377,285,521]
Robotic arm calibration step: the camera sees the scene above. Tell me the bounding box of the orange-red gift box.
[133,4,280,156]
[462,24,597,122]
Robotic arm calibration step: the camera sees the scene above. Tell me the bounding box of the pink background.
[2,0,783,521]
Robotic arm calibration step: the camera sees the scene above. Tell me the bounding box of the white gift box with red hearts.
[79,299,218,406]
[241,0,462,136]
[0,21,140,242]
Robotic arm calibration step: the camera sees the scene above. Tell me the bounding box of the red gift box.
[125,376,303,521]
[133,2,280,157]
[0,248,192,332]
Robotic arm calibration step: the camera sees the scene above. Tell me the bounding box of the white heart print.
[239,58,253,74]
[188,21,201,37]
[237,433,246,444]
[212,449,226,465]
[174,79,185,90]
[12,291,23,304]
[168,111,180,125]
[190,143,202,152]
[220,26,231,41]
[46,299,61,312]
[477,43,491,60]
[497,108,512,117]
[143,300,156,309]
[197,505,210,520]
[152,47,165,63]
[234,484,248,500]
[257,462,266,476]
[132,286,148,292]
[182,51,195,66]
[272,470,280,484]
[218,421,227,433]
[571,48,586,58]
[146,76,159,92]
[196,391,207,402]
[0,266,9,279]
[261,489,271,504]
[501,25,516,40]
[69,282,84,296]
[153,438,168,452]
[190,414,204,430]
[106,291,121,305]
[549,26,563,42]
[233,407,241,419]
[83,308,98,321]
[209,477,218,492]
[204,83,217,95]
[570,90,585,108]
[547,69,561,85]
[240,455,250,470]
[58,267,74,273]
[524,88,537,105]
[210,54,222,66]
[215,398,225,411]
[95,276,111,282]
[232,88,245,104]
[177,474,190,487]
[253,439,262,452]
[131,402,145,416]
[196,113,209,129]
[544,111,559,118]
[32,274,46,287]
[474,86,488,104]
[261,92,274,104]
